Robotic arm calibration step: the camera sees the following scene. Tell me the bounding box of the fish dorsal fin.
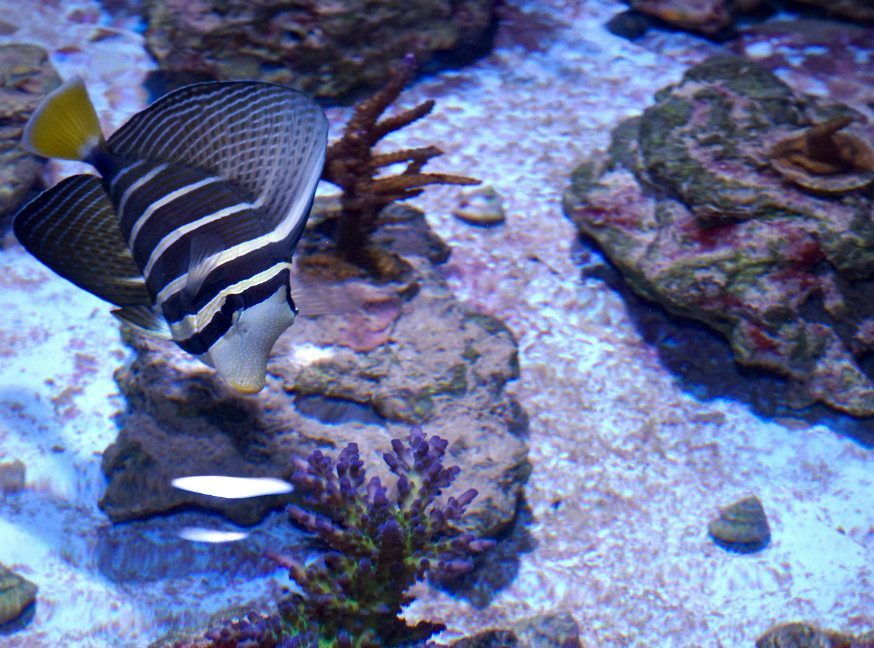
[111,305,172,339]
[13,174,152,307]
[107,81,328,239]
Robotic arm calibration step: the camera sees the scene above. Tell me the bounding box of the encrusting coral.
[768,115,874,194]
[174,426,494,648]
[321,53,479,276]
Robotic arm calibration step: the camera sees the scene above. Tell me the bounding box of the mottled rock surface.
[756,622,874,648]
[0,563,36,629]
[101,204,529,535]
[451,612,584,647]
[0,44,60,236]
[564,55,874,417]
[143,0,496,100]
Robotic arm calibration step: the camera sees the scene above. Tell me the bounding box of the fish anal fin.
[13,174,152,307]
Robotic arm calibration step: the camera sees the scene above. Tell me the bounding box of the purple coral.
[270,425,494,644]
[175,427,491,647]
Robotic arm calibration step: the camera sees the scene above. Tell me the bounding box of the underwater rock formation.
[0,563,36,630]
[142,0,496,99]
[756,622,874,648]
[790,0,874,22]
[564,55,874,417]
[707,495,770,553]
[101,201,529,535]
[0,44,60,236]
[610,0,874,39]
[453,612,584,647]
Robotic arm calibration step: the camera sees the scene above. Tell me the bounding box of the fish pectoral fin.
[111,305,172,340]
[13,174,152,307]
[181,233,226,308]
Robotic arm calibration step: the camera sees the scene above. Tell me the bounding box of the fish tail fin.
[22,76,104,161]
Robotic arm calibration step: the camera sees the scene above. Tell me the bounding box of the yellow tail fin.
[22,76,104,161]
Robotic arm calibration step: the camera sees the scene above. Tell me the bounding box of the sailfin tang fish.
[15,76,328,393]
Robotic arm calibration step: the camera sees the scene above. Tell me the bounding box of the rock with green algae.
[142,0,496,100]
[564,55,874,417]
[100,202,529,536]
[0,44,60,237]
[0,563,36,630]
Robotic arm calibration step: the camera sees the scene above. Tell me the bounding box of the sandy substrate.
[0,0,871,646]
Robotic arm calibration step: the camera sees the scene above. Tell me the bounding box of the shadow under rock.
[436,498,537,609]
[94,509,304,584]
[572,243,874,449]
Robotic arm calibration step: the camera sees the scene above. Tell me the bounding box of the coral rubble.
[321,54,479,273]
[0,44,60,237]
[564,55,874,416]
[142,0,496,99]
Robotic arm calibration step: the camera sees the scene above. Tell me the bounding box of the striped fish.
[14,77,328,393]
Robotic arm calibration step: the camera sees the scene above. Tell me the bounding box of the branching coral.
[321,53,479,272]
[184,427,493,648]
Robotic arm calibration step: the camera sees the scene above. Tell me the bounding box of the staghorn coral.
[180,427,494,648]
[321,54,479,275]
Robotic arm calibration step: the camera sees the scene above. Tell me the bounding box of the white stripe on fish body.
[142,200,261,280]
[171,474,293,498]
[127,175,224,246]
[166,261,293,337]
[108,159,147,193]
[155,172,319,306]
[117,162,169,222]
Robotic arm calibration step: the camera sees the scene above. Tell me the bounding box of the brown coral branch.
[320,53,479,270]
[369,146,442,170]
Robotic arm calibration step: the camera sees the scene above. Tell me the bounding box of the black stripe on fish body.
[138,200,266,293]
[130,180,258,275]
[159,236,297,324]
[174,266,292,355]
[107,162,220,242]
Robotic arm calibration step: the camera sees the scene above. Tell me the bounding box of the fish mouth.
[227,380,265,395]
